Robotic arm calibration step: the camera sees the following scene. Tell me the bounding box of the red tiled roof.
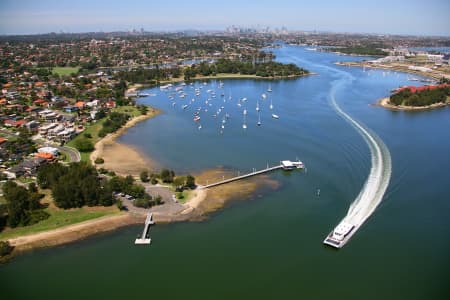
[75,101,85,108]
[35,152,54,160]
[398,84,450,93]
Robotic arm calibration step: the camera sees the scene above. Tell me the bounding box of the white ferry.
[323,221,355,248]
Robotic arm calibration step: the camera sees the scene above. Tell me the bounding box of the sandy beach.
[90,110,160,176]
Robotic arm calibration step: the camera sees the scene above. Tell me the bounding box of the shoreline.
[335,61,447,81]
[2,213,143,262]
[377,97,450,111]
[2,74,295,260]
[90,108,161,175]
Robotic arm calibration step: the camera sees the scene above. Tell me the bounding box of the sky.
[0,0,449,36]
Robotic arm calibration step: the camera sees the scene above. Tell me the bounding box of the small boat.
[194,116,201,122]
[267,84,272,92]
[243,124,247,129]
[256,100,260,112]
[257,112,261,126]
[198,125,202,130]
[182,104,189,110]
[243,109,247,115]
[261,93,267,100]
[271,114,279,119]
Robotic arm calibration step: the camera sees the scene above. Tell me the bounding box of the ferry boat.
[323,221,355,248]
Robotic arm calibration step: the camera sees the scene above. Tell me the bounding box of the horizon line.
[1,28,450,38]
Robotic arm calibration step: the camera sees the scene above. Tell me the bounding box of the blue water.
[1,45,449,300]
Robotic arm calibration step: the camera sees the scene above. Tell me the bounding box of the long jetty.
[199,160,304,189]
[135,212,154,245]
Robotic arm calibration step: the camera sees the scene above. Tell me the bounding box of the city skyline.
[1,0,449,36]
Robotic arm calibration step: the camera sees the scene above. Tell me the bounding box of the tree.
[3,181,32,227]
[37,163,68,189]
[160,169,175,183]
[0,241,13,257]
[75,139,94,152]
[2,181,47,227]
[140,170,149,182]
[185,175,196,189]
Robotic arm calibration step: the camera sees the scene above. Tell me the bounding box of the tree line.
[74,111,130,152]
[140,169,196,191]
[1,181,49,228]
[37,162,114,208]
[390,86,450,107]
[114,67,182,84]
[184,59,308,80]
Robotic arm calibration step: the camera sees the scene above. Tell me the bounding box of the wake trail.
[329,79,392,228]
[287,50,392,242]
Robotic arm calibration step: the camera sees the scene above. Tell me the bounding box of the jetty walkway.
[135,212,154,245]
[199,160,304,189]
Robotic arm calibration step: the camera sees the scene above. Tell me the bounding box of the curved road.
[56,145,81,162]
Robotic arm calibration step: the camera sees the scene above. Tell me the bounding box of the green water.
[1,46,449,299]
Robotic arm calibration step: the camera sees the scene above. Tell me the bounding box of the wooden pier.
[199,160,304,189]
[135,212,154,245]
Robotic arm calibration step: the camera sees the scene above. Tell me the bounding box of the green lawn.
[0,206,122,240]
[112,105,142,117]
[67,119,106,162]
[66,105,145,163]
[52,66,80,76]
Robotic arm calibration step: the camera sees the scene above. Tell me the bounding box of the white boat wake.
[329,78,392,238]
[284,48,392,246]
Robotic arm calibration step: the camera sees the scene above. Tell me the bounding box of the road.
[55,145,81,162]
[0,129,81,163]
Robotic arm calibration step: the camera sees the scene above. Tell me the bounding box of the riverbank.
[2,213,142,261]
[90,108,160,176]
[156,72,313,85]
[335,61,448,81]
[377,97,450,111]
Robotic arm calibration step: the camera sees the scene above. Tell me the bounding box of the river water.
[1,45,449,299]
